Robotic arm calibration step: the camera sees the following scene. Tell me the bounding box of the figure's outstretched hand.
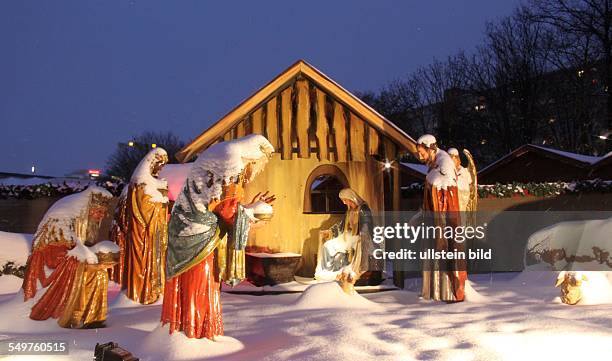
[250,191,276,205]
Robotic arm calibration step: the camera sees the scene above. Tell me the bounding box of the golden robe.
[23,188,113,328]
[109,191,128,285]
[124,183,168,304]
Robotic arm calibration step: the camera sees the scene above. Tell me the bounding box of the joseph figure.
[416,135,467,302]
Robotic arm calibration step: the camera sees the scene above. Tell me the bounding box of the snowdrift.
[292,282,380,310]
[525,216,612,271]
[0,231,32,268]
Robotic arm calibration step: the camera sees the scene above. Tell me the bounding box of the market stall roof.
[479,144,602,183]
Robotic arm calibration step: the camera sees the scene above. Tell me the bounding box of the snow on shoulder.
[131,148,169,204]
[186,134,274,206]
[292,281,380,310]
[426,149,457,190]
[40,186,112,222]
[33,186,112,247]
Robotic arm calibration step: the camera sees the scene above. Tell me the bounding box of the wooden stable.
[177,60,417,276]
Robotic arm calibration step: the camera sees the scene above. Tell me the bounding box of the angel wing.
[463,149,478,213]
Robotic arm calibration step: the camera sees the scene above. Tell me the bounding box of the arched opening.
[303,165,349,214]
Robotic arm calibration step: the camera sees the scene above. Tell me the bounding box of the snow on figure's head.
[131,148,169,203]
[189,134,274,204]
[417,134,437,148]
[416,134,438,164]
[131,148,169,182]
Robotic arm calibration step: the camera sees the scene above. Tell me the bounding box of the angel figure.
[447,148,478,213]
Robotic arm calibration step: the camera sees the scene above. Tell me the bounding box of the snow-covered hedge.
[401,179,612,198]
[0,180,124,200]
[0,231,31,278]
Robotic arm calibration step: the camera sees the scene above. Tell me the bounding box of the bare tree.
[529,0,612,131]
[106,131,185,181]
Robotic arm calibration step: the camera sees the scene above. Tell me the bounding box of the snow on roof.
[400,162,428,175]
[530,145,601,165]
[480,144,602,175]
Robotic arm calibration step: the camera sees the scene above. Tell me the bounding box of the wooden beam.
[333,102,347,162]
[280,87,293,160]
[223,130,232,141]
[252,108,263,135]
[392,162,400,211]
[368,125,380,156]
[236,119,246,138]
[384,137,397,162]
[315,88,329,161]
[265,97,279,150]
[349,112,366,161]
[297,62,417,156]
[295,79,310,158]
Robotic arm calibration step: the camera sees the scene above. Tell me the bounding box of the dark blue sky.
[0,1,520,176]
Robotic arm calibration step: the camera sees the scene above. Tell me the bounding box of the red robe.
[422,185,467,301]
[421,149,467,302]
[160,196,240,339]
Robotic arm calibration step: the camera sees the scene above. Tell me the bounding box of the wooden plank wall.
[218,78,403,162]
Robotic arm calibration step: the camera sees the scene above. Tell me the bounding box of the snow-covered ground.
[0,272,610,361]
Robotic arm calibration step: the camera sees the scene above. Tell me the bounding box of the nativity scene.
[174,60,419,285]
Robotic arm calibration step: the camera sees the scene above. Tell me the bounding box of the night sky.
[0,1,520,176]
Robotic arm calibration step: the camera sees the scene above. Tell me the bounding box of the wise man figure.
[22,186,117,328]
[416,135,467,302]
[122,148,169,304]
[161,134,275,339]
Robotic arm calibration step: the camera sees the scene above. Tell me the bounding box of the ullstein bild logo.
[371,223,487,244]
